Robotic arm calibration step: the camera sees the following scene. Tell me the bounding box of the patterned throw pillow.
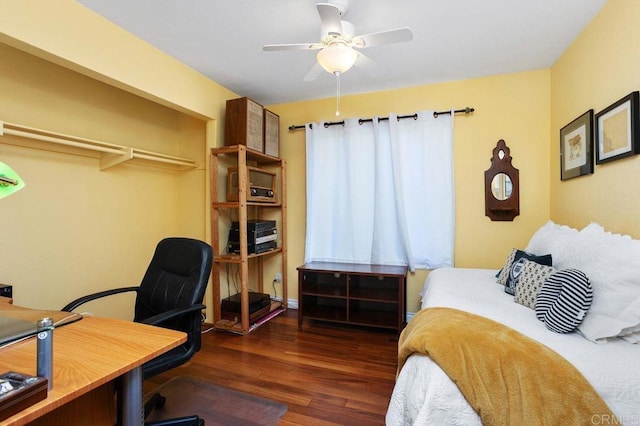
[501,250,553,295]
[535,269,593,333]
[514,261,556,309]
[496,248,518,284]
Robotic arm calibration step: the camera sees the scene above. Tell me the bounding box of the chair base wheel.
[144,392,167,418]
[156,395,166,409]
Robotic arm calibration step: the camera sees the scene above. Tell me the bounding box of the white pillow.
[622,334,640,344]
[559,223,640,343]
[525,220,579,269]
[619,325,640,344]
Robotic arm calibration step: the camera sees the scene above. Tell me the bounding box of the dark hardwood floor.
[145,309,400,425]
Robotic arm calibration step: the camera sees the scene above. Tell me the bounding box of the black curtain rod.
[288,107,474,131]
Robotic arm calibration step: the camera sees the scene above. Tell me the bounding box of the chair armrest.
[61,287,139,312]
[141,304,206,327]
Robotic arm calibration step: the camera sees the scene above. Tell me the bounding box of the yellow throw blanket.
[398,307,616,426]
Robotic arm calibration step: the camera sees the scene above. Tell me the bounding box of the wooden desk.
[0,305,186,425]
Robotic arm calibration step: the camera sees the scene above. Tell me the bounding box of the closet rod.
[0,121,197,169]
[2,123,125,155]
[133,149,198,166]
[288,107,474,131]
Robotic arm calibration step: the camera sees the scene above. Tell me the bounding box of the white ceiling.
[76,0,606,106]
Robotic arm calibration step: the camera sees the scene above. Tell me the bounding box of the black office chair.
[62,237,213,426]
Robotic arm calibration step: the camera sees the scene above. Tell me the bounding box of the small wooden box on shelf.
[297,262,407,334]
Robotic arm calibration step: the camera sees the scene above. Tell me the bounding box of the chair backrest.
[137,237,213,379]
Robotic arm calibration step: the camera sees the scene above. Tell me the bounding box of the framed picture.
[560,110,594,180]
[595,91,640,164]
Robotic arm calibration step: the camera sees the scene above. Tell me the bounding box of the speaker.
[263,109,280,157]
[224,97,264,152]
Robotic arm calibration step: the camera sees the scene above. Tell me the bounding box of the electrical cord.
[200,326,215,334]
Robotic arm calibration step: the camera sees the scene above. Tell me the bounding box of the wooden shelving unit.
[297,262,407,333]
[210,144,287,334]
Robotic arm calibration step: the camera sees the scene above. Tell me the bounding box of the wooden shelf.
[0,121,197,171]
[302,284,347,298]
[214,248,283,264]
[212,201,283,209]
[348,310,399,329]
[303,305,348,323]
[210,143,287,334]
[298,262,407,333]
[349,288,399,302]
[212,301,285,335]
[211,145,281,164]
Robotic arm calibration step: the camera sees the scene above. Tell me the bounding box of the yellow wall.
[0,44,199,317]
[0,0,237,320]
[551,0,640,237]
[0,0,226,120]
[6,0,632,319]
[2,1,549,317]
[270,69,551,313]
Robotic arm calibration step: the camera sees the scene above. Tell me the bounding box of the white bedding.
[386,268,640,425]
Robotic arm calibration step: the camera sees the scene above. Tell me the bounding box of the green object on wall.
[0,161,25,199]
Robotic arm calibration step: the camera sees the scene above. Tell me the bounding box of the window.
[304,111,455,271]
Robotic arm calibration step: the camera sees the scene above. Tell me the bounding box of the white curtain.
[304,111,455,271]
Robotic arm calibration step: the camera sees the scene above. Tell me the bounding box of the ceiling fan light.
[317,44,358,74]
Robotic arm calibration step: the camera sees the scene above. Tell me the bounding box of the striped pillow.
[535,269,593,333]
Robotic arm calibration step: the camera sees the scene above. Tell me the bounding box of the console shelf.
[297,262,407,333]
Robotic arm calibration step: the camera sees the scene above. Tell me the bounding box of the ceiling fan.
[262,1,414,81]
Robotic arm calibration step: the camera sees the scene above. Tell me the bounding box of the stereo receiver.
[226,166,277,203]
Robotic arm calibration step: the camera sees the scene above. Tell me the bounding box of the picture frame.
[560,110,594,180]
[595,91,640,164]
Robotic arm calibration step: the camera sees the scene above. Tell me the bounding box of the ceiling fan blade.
[317,3,343,36]
[303,63,324,82]
[263,43,322,51]
[354,52,384,79]
[353,27,413,48]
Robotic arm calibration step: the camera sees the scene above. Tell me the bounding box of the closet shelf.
[0,121,198,171]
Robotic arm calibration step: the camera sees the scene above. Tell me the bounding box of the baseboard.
[271,296,298,310]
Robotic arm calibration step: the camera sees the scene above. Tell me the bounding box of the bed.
[386,222,640,425]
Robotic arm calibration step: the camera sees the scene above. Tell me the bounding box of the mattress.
[386,268,640,425]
